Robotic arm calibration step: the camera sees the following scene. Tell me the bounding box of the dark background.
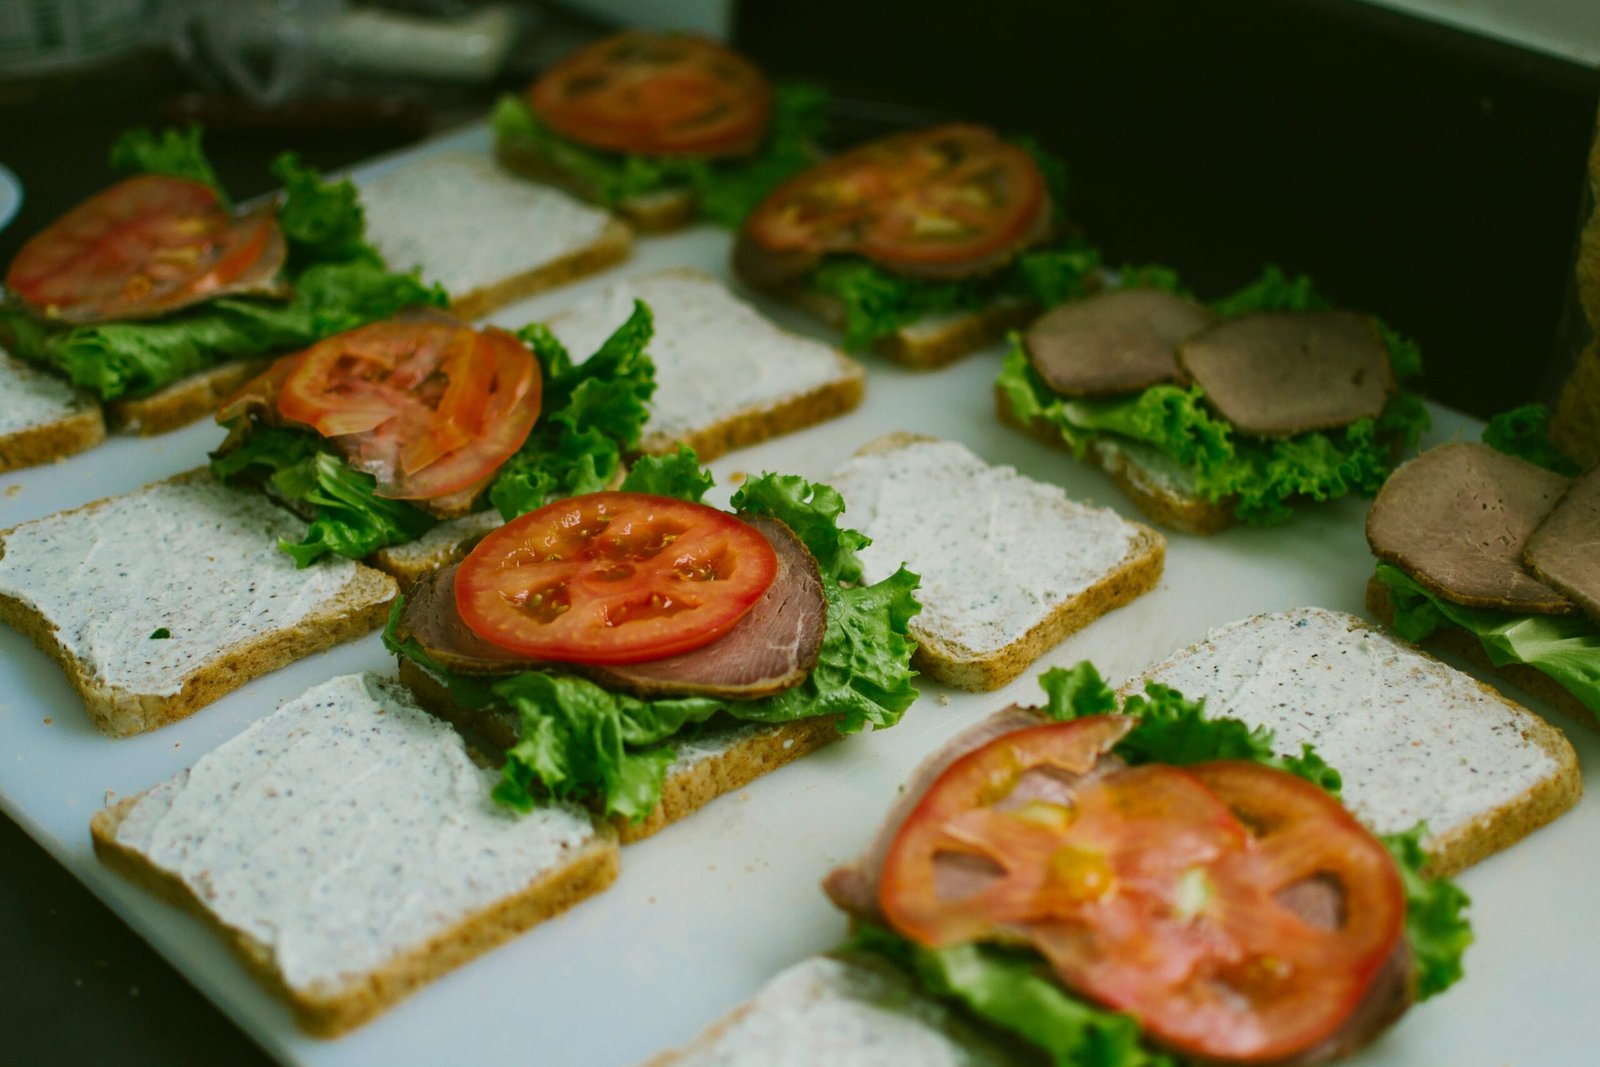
[2,1,1596,1064]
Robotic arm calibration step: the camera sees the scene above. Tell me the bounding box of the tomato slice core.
[744,125,1047,273]
[454,492,780,665]
[6,174,284,323]
[878,723,1407,1063]
[529,31,772,158]
[273,319,541,503]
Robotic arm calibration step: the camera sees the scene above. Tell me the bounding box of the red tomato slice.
[529,31,772,158]
[743,125,1048,276]
[274,319,541,503]
[454,492,779,665]
[6,174,285,324]
[878,724,1407,1064]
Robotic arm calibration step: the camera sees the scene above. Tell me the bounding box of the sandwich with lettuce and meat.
[493,29,828,232]
[0,127,440,441]
[996,266,1430,532]
[1366,405,1600,730]
[209,299,658,581]
[384,448,922,838]
[656,663,1469,1065]
[733,123,1101,367]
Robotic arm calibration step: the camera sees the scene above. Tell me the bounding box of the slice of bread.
[645,953,1018,1066]
[358,151,631,320]
[792,290,1035,369]
[0,350,104,472]
[997,381,1234,535]
[496,141,698,233]
[104,357,273,436]
[397,657,839,844]
[1366,574,1598,733]
[91,672,619,1037]
[547,268,865,462]
[372,510,505,594]
[828,434,1164,691]
[1129,607,1581,876]
[0,470,396,736]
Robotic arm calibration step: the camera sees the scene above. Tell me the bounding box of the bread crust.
[91,794,620,1037]
[0,404,105,472]
[0,470,397,736]
[496,141,698,233]
[790,289,1036,369]
[848,432,1166,691]
[398,657,840,844]
[106,357,274,436]
[447,216,633,321]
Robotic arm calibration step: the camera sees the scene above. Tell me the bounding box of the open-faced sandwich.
[386,449,922,840]
[655,664,1473,1065]
[996,266,1429,532]
[493,29,828,232]
[1365,422,1600,731]
[0,127,439,458]
[210,300,657,586]
[734,123,1100,367]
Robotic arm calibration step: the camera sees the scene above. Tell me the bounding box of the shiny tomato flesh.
[454,492,780,665]
[274,319,541,503]
[529,31,772,158]
[878,721,1406,1063]
[6,174,283,324]
[744,125,1047,273]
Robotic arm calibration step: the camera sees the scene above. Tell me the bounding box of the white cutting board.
[1,124,1593,1067]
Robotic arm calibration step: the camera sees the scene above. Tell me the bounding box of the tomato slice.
[6,174,285,324]
[743,125,1048,277]
[529,31,772,158]
[878,724,1407,1063]
[454,492,779,665]
[273,319,541,503]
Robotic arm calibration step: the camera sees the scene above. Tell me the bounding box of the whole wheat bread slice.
[398,657,840,844]
[0,350,105,472]
[1129,607,1581,876]
[358,151,631,320]
[0,470,395,736]
[644,953,1019,1066]
[1366,574,1598,733]
[496,140,698,233]
[372,510,506,594]
[91,673,619,1037]
[105,357,274,436]
[793,289,1036,370]
[829,434,1164,691]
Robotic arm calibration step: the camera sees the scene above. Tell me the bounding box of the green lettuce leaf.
[849,925,1170,1067]
[1481,403,1582,475]
[729,471,869,584]
[618,445,714,501]
[109,125,224,197]
[1375,563,1600,717]
[488,302,657,519]
[492,83,828,227]
[1209,263,1332,316]
[1381,824,1473,1000]
[272,152,370,266]
[211,426,435,566]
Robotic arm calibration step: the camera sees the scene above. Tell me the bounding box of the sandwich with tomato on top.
[210,300,656,585]
[733,123,1100,367]
[385,448,923,840]
[654,664,1473,1066]
[494,29,828,232]
[0,127,439,463]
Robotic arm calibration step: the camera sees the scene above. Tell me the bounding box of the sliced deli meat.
[399,514,825,701]
[1368,443,1574,613]
[1024,288,1215,396]
[1177,310,1394,436]
[1525,465,1600,623]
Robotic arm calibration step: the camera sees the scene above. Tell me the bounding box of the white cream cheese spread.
[0,475,365,696]
[357,152,612,298]
[829,438,1140,655]
[1139,607,1560,840]
[0,349,93,436]
[111,673,598,993]
[670,955,1010,1066]
[550,268,855,440]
